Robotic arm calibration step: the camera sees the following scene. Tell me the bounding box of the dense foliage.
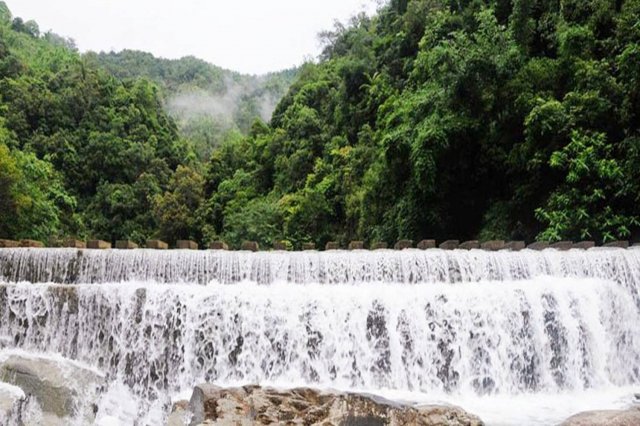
[2,0,639,248]
[0,3,194,243]
[87,50,297,160]
[199,0,640,248]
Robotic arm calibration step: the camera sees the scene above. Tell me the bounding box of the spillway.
[1,247,640,425]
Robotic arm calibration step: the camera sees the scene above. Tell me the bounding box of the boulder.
[417,240,436,250]
[459,240,480,250]
[302,243,316,251]
[146,240,168,250]
[560,407,640,425]
[394,240,413,250]
[241,241,259,252]
[603,241,630,249]
[371,242,388,250]
[115,240,138,249]
[273,241,292,251]
[19,240,44,248]
[87,240,111,249]
[550,241,573,251]
[0,382,25,425]
[481,240,505,251]
[186,385,483,426]
[348,241,365,250]
[325,242,340,250]
[0,239,19,248]
[176,240,198,250]
[504,241,525,251]
[209,241,229,250]
[0,352,105,423]
[527,242,550,251]
[439,240,460,250]
[572,241,595,250]
[64,239,86,249]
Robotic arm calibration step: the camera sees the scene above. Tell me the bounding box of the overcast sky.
[5,0,379,75]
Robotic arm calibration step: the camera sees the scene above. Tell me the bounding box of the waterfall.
[1,247,640,425]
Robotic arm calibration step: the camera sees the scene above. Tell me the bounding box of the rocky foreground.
[0,351,639,425]
[169,384,484,426]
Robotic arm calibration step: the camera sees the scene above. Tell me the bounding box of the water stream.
[1,247,639,425]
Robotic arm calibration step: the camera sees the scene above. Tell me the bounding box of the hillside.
[86,50,298,159]
[200,0,640,247]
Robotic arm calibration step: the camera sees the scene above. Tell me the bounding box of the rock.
[87,240,111,249]
[146,240,168,250]
[241,241,259,252]
[349,241,365,250]
[439,240,460,250]
[273,241,291,251]
[0,382,25,425]
[325,242,340,250]
[302,242,316,251]
[167,400,190,426]
[550,241,573,251]
[394,240,414,250]
[63,239,86,249]
[459,240,480,250]
[187,385,483,426]
[572,241,595,250]
[481,240,505,251]
[560,407,640,425]
[504,241,525,251]
[417,240,436,250]
[0,239,20,248]
[0,352,105,423]
[115,240,138,249]
[603,241,630,249]
[19,240,44,248]
[527,242,550,250]
[177,240,198,250]
[209,241,229,250]
[371,242,388,250]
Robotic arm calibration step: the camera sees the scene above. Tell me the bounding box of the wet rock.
[115,240,139,249]
[417,240,436,250]
[349,241,365,250]
[167,400,190,426]
[147,240,168,250]
[372,242,388,250]
[504,241,525,251]
[177,240,198,250]
[394,240,413,250]
[325,241,340,250]
[550,241,572,251]
[0,382,25,425]
[0,239,20,248]
[481,240,505,251]
[439,240,460,250]
[459,241,480,250]
[209,241,229,250]
[572,241,595,250]
[87,240,111,249]
[527,242,550,251]
[64,239,86,249]
[0,352,105,423]
[19,240,44,248]
[603,241,630,249]
[560,407,640,425]
[186,385,483,426]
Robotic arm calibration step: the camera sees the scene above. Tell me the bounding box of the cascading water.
[1,247,640,425]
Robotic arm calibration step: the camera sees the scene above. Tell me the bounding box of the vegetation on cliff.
[1,0,639,248]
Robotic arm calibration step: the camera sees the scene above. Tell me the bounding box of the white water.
[1,247,640,425]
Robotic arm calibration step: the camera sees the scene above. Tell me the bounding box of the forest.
[1,0,639,249]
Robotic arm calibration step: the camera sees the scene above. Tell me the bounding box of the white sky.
[4,0,379,75]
